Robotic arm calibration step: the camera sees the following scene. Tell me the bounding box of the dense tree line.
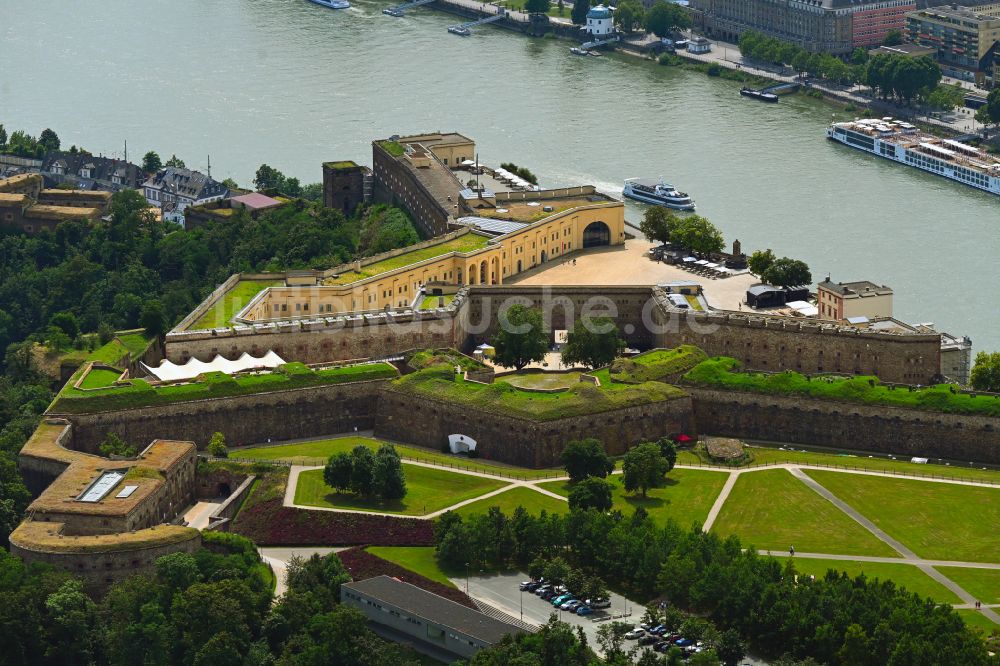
[0,532,427,666]
[434,506,993,665]
[747,249,812,288]
[324,444,407,501]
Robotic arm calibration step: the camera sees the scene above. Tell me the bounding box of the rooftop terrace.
[475,193,613,224]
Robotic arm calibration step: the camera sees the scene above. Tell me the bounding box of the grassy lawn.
[772,556,961,603]
[419,294,454,309]
[540,468,728,529]
[392,366,687,421]
[326,234,490,285]
[745,446,1000,484]
[57,331,154,369]
[684,357,1000,417]
[498,372,581,390]
[293,465,506,515]
[956,609,1000,632]
[609,346,707,384]
[935,567,1000,605]
[805,471,1000,563]
[366,546,457,587]
[52,362,397,413]
[190,279,283,330]
[234,436,563,480]
[454,486,568,518]
[79,367,122,389]
[711,469,898,557]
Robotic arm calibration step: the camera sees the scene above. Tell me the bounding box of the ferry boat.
[827,118,1000,197]
[308,0,350,8]
[623,177,696,210]
[740,87,778,103]
[570,47,590,56]
[448,25,471,35]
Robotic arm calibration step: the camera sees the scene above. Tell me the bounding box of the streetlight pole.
[465,563,469,595]
[520,589,523,621]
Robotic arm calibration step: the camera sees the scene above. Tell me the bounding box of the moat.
[1,0,998,349]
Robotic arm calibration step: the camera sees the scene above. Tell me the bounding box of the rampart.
[686,387,1000,464]
[374,385,696,467]
[53,379,390,453]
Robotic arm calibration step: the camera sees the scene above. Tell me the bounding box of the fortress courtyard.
[509,237,757,311]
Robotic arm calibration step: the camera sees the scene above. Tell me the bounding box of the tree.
[970,351,1000,391]
[714,628,746,666]
[568,477,613,512]
[142,151,163,173]
[99,433,137,458]
[657,437,677,473]
[561,316,625,370]
[44,579,97,665]
[977,88,1000,128]
[492,304,548,371]
[761,257,812,287]
[881,29,903,46]
[374,443,407,500]
[596,621,632,663]
[561,438,614,483]
[38,128,60,153]
[571,0,589,24]
[644,0,690,38]
[926,84,965,112]
[524,0,550,14]
[542,556,571,585]
[0,124,6,147]
[222,177,240,191]
[673,215,724,255]
[615,0,644,33]
[165,154,186,168]
[141,299,168,336]
[748,249,775,277]
[622,442,669,497]
[49,311,79,340]
[639,206,681,245]
[324,453,354,492]
[207,431,227,458]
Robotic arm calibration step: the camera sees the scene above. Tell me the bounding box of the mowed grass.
[190,279,282,330]
[935,567,1000,605]
[540,468,728,529]
[805,470,1000,563]
[234,436,562,480]
[79,368,122,389]
[454,486,568,518]
[956,609,1000,632]
[711,469,898,557]
[366,546,457,587]
[293,465,506,516]
[498,372,581,390]
[773,556,961,603]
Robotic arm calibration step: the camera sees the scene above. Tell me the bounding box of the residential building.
[41,151,144,193]
[183,192,287,230]
[142,167,229,226]
[817,278,893,321]
[906,3,1000,85]
[586,5,615,36]
[691,0,916,55]
[341,575,524,660]
[688,36,712,53]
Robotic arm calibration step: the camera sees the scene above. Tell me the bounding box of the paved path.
[701,471,738,532]
[758,550,1000,571]
[790,467,1000,625]
[259,546,343,597]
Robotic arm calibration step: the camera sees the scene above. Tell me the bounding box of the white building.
[141,166,228,225]
[586,5,614,36]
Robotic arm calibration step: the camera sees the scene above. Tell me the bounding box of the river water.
[2,0,997,351]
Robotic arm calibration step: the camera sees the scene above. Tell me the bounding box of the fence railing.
[222,455,566,482]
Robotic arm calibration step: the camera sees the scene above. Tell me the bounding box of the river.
[1,0,997,352]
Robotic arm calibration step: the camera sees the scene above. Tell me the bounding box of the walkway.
[277,448,1000,625]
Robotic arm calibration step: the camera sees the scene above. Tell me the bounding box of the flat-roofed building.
[341,575,524,660]
[906,3,1000,85]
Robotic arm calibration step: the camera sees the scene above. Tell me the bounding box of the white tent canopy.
[143,351,286,382]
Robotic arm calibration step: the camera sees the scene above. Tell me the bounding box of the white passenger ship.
[827,118,1000,196]
[622,177,696,210]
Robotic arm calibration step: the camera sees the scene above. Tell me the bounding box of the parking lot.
[456,571,646,654]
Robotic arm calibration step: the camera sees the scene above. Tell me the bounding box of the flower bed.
[338,547,475,609]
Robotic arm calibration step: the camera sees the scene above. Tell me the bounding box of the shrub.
[706,63,723,77]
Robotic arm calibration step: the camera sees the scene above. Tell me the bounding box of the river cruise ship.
[827,118,1000,196]
[623,177,696,210]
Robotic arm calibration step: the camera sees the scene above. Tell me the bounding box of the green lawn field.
[79,368,122,389]
[805,470,1000,563]
[293,465,506,515]
[234,436,562,480]
[366,546,457,587]
[772,556,961,603]
[454,486,568,518]
[711,469,898,557]
[540,468,728,529]
[190,279,283,330]
[955,609,1000,632]
[935,567,1000,605]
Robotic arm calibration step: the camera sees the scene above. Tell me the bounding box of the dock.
[761,82,801,96]
[382,0,436,17]
[447,9,506,34]
[581,36,619,50]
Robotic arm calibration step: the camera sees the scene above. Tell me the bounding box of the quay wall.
[686,386,1000,464]
[374,386,696,467]
[55,380,389,453]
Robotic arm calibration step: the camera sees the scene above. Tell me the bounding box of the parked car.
[534,585,552,596]
[638,635,658,646]
[541,590,558,601]
[650,625,667,636]
[624,628,645,640]
[552,594,573,606]
[561,600,582,611]
[588,597,611,609]
[653,641,671,653]
[575,605,593,616]
[519,581,536,591]
[674,638,693,648]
